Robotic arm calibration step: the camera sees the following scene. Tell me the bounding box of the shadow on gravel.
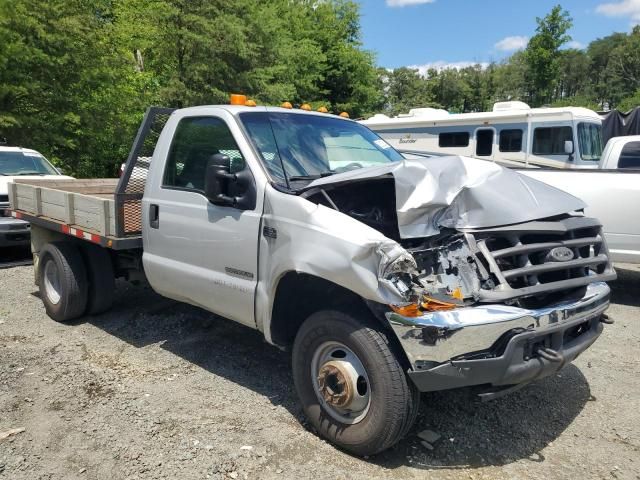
[374,365,591,469]
[609,264,640,307]
[0,245,32,267]
[74,280,592,471]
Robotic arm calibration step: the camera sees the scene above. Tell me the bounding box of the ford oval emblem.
[547,246,575,262]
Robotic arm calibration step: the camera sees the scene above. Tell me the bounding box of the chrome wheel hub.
[43,259,61,305]
[311,342,371,424]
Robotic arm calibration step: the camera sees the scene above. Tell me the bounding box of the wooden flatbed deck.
[8,178,142,249]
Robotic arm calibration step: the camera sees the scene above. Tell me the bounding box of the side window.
[532,126,573,155]
[619,141,640,169]
[439,132,470,148]
[163,116,245,191]
[499,129,523,152]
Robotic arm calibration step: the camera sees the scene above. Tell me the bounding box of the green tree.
[0,0,147,176]
[383,67,436,115]
[524,5,573,106]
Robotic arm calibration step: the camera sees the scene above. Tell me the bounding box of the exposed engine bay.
[304,177,486,307]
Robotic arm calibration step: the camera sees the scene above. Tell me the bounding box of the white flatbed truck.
[9,105,615,455]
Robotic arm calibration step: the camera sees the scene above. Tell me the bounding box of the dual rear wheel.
[38,241,115,322]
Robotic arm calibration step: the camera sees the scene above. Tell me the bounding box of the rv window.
[532,127,573,155]
[499,129,523,152]
[439,132,469,148]
[476,129,494,156]
[619,141,640,169]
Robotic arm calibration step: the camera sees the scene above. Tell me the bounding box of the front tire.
[292,309,419,456]
[39,242,88,322]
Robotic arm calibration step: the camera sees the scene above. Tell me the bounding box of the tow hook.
[535,346,564,363]
[600,314,614,325]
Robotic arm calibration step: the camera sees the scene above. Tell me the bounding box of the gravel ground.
[0,259,639,480]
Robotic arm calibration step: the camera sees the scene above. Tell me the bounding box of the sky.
[358,0,639,72]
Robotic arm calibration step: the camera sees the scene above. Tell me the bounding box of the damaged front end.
[302,156,616,394]
[378,226,613,394]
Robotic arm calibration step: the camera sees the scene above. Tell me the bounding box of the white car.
[0,146,71,247]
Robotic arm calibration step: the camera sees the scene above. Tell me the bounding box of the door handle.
[149,204,159,229]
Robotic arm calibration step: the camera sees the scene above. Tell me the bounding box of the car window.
[163,117,245,191]
[619,141,640,169]
[0,151,58,175]
[239,112,403,186]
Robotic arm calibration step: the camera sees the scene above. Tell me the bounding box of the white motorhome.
[361,101,604,168]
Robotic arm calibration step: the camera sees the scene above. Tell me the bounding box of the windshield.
[578,123,603,162]
[239,111,404,187]
[0,151,58,175]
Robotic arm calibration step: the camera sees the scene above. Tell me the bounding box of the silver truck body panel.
[255,184,408,342]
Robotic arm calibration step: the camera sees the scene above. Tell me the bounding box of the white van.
[361,101,604,169]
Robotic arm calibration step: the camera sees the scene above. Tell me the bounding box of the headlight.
[377,243,417,279]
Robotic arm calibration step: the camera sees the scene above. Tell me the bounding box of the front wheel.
[292,309,419,456]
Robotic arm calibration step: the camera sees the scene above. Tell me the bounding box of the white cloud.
[408,61,489,76]
[566,40,585,49]
[386,0,435,7]
[494,36,529,52]
[596,0,640,23]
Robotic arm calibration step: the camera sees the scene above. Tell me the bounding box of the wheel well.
[269,272,399,351]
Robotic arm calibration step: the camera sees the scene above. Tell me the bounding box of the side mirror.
[204,154,236,206]
[564,140,574,155]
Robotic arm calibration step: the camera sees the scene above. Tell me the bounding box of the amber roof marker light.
[281,101,293,109]
[339,111,350,118]
[300,103,312,111]
[230,94,247,105]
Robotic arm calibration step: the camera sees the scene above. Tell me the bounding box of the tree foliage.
[0,0,379,176]
[2,2,640,177]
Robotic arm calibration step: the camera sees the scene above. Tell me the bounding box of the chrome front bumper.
[386,282,611,366]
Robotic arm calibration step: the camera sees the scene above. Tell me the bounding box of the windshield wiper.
[288,171,335,181]
[16,171,45,176]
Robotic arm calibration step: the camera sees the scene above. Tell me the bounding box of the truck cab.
[10,104,616,456]
[599,135,640,169]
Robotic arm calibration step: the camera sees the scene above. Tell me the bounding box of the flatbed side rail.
[114,107,175,238]
[10,210,142,250]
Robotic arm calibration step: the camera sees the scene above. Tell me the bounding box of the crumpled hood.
[306,156,586,238]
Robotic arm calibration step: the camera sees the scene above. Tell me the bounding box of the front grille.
[467,215,616,303]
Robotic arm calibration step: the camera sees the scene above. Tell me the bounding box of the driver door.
[142,114,262,327]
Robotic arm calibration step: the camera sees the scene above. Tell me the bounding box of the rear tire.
[292,309,419,456]
[38,242,88,322]
[80,243,115,315]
